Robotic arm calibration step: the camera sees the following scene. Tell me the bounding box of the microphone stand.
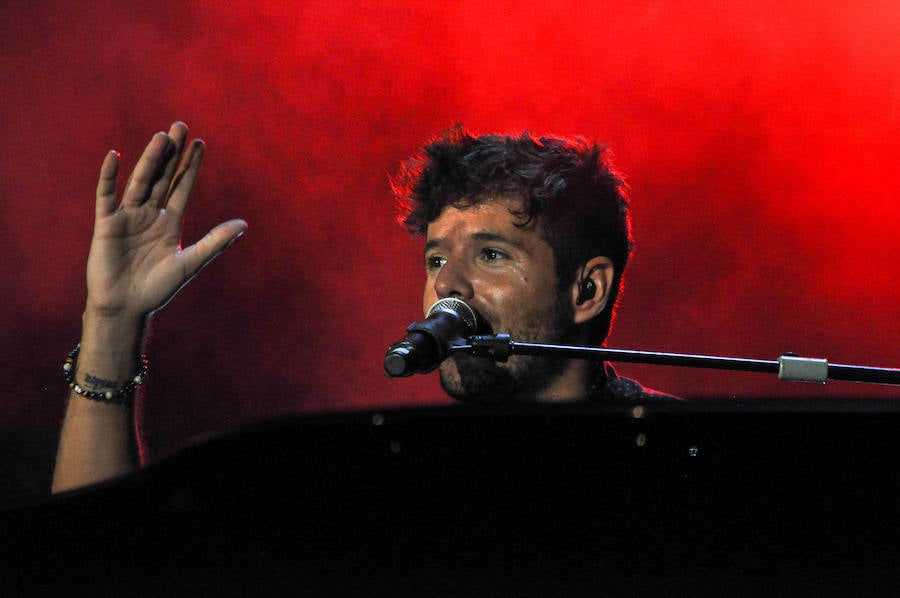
[450,334,900,386]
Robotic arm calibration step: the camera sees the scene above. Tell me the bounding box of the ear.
[572,256,615,325]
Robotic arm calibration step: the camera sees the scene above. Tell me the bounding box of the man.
[394,127,671,404]
[52,123,668,493]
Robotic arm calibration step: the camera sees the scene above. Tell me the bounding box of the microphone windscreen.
[425,298,479,336]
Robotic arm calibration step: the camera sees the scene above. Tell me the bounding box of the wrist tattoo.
[64,343,148,405]
[82,373,120,390]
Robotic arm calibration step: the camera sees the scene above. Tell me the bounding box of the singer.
[391,128,674,404]
[52,123,672,493]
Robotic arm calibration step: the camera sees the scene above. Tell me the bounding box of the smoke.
[1,0,897,469]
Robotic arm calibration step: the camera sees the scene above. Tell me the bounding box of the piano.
[3,400,900,595]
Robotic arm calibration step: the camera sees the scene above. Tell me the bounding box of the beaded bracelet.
[63,343,149,405]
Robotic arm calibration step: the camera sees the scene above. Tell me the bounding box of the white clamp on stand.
[777,353,829,384]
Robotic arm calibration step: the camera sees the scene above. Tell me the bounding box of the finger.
[164,122,189,178]
[121,132,174,209]
[154,122,190,208]
[180,219,248,280]
[165,138,205,216]
[95,150,120,217]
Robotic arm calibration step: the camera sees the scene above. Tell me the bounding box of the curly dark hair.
[393,126,633,343]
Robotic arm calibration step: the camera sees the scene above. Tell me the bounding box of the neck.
[533,359,598,403]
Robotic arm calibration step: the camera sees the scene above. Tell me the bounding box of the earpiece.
[575,278,596,305]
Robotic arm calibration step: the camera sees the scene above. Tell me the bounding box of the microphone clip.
[465,334,513,362]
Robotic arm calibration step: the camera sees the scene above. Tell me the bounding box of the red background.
[1,1,897,498]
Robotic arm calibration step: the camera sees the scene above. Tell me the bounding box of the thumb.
[182,219,248,279]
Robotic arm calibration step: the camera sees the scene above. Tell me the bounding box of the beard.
[438,291,578,404]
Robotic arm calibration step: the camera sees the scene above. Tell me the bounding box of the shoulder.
[595,363,681,403]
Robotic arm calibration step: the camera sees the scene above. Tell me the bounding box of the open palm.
[87,122,246,320]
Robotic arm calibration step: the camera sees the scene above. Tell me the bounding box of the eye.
[425,254,447,272]
[480,248,508,262]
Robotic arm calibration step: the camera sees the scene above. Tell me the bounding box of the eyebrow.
[424,231,526,255]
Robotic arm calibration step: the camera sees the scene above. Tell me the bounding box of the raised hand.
[53,123,246,493]
[88,122,246,320]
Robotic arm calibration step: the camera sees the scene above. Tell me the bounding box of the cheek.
[475,286,527,331]
[494,271,551,307]
[503,282,558,328]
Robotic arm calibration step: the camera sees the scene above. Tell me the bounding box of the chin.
[438,354,520,404]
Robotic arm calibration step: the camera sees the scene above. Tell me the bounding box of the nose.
[433,258,474,300]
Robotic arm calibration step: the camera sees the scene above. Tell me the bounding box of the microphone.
[384,298,483,377]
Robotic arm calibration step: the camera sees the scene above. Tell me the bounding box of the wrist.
[78,308,150,382]
[64,342,148,404]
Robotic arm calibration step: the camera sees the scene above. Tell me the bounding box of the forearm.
[52,310,148,493]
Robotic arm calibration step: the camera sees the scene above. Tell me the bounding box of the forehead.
[426,196,541,242]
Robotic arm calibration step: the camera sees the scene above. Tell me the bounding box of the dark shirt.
[591,362,681,402]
